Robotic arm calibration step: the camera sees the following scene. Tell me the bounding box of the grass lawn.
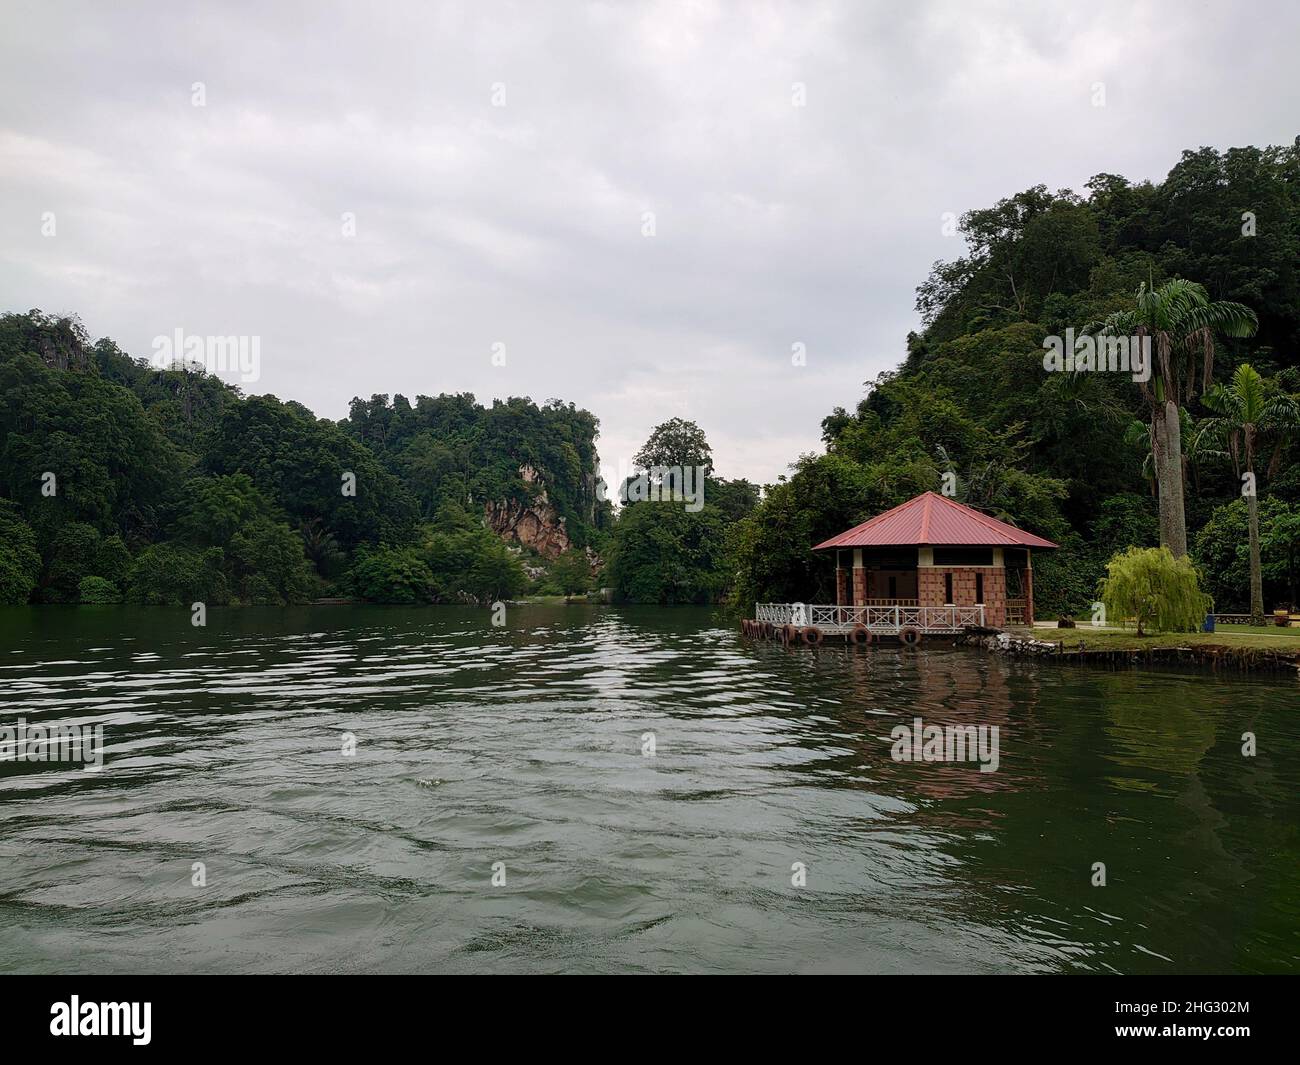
[1020,624,1300,653]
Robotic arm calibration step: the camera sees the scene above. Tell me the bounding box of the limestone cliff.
[484,466,572,558]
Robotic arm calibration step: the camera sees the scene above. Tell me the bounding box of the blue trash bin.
[1202,613,1216,633]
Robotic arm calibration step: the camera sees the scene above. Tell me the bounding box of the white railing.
[755,603,985,633]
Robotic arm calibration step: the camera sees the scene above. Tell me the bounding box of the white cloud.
[1,0,1296,484]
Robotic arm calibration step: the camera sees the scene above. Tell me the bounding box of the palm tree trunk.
[1152,403,1188,556]
[1245,433,1264,625]
[1159,400,1190,559]
[1247,481,1264,624]
[1152,409,1172,547]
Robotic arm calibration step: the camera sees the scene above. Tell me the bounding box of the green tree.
[550,549,592,596]
[227,518,315,604]
[419,506,528,603]
[462,536,529,602]
[1097,545,1212,635]
[44,522,102,603]
[706,477,760,523]
[125,545,228,606]
[0,314,181,540]
[299,517,346,579]
[1091,492,1159,552]
[0,500,41,605]
[94,536,132,588]
[78,576,121,603]
[1262,507,1300,611]
[348,546,434,604]
[607,502,729,604]
[173,474,315,604]
[1092,279,1258,557]
[173,473,267,547]
[633,417,714,475]
[1198,364,1300,621]
[1193,497,1298,614]
[204,395,417,551]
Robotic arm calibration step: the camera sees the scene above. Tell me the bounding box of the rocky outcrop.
[957,627,1060,655]
[485,471,572,559]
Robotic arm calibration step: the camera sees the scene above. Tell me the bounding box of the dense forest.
[3,142,1298,616]
[0,311,614,606]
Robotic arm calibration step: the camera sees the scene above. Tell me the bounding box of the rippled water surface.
[1,604,1297,974]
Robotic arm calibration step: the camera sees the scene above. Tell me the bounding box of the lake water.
[1,604,1296,974]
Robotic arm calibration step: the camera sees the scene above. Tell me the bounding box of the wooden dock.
[745,603,986,646]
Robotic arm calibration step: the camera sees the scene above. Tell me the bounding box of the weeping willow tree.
[1097,546,1212,635]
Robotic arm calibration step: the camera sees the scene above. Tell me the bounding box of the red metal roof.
[813,492,1058,550]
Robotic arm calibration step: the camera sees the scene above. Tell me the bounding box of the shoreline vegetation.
[3,142,1300,624]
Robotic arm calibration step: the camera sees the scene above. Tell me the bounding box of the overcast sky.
[2,1,1298,486]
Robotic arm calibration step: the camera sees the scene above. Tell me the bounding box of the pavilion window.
[944,573,954,605]
[975,573,984,604]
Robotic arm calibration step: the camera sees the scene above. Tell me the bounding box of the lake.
[1,604,1296,974]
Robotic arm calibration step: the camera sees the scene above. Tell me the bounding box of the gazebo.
[751,492,1057,641]
[814,491,1057,627]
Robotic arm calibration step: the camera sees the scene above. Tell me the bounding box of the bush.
[348,546,435,604]
[77,576,121,603]
[125,545,229,606]
[418,508,528,603]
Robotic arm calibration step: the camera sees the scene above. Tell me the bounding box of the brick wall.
[918,569,945,609]
[851,568,867,606]
[836,568,849,606]
[919,567,1007,627]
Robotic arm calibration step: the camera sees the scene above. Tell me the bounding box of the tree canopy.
[0,311,605,607]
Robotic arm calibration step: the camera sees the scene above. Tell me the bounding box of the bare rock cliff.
[484,489,571,559]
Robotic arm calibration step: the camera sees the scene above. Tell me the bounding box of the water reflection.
[0,605,1296,974]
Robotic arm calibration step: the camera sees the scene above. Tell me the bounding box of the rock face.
[485,468,572,558]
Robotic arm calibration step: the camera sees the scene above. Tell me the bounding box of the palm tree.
[1122,418,1157,494]
[1197,364,1300,623]
[1093,279,1258,556]
[1124,407,1213,499]
[1182,409,1219,498]
[299,517,344,577]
